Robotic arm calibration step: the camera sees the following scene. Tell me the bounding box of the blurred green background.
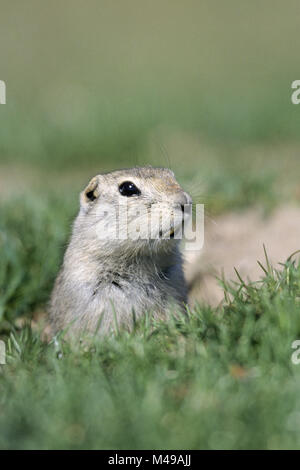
[0,0,300,201]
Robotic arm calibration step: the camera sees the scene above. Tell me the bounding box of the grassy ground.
[1,0,300,449]
[1,246,300,449]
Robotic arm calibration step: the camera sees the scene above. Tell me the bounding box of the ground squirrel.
[50,167,192,336]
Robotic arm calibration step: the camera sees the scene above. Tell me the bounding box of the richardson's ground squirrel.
[50,167,192,336]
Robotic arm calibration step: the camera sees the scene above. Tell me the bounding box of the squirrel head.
[78,166,192,256]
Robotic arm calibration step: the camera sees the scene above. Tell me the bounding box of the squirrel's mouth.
[158,227,175,239]
[159,221,183,239]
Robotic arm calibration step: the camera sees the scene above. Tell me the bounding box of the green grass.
[1,197,300,449]
[0,195,75,329]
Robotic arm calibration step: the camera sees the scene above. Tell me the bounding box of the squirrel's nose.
[183,192,192,205]
[173,191,192,209]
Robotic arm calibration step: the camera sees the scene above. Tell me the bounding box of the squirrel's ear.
[80,176,100,209]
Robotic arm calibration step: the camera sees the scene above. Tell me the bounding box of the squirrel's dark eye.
[119,181,141,197]
[86,190,97,201]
